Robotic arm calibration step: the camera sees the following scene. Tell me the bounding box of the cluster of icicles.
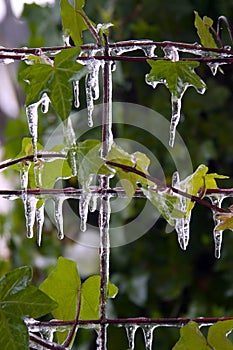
[0,40,230,256]
[25,318,174,350]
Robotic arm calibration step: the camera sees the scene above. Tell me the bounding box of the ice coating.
[85,58,102,127]
[125,325,139,350]
[34,160,44,188]
[64,118,77,177]
[53,197,65,240]
[36,202,45,246]
[89,194,98,212]
[79,193,91,232]
[172,171,190,250]
[22,194,37,239]
[40,93,50,114]
[169,96,182,147]
[141,325,156,350]
[209,194,226,258]
[20,166,29,190]
[112,40,156,57]
[73,80,80,108]
[62,34,70,46]
[26,94,50,158]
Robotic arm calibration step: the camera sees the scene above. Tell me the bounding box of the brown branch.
[29,333,66,350]
[105,160,229,214]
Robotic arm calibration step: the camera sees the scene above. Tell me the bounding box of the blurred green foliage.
[1,0,233,349]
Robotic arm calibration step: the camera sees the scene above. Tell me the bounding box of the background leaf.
[60,0,89,46]
[194,11,217,48]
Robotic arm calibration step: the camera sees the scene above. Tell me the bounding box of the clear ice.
[141,325,156,350]
[36,202,45,246]
[89,194,98,212]
[125,325,139,350]
[73,80,80,108]
[169,96,182,147]
[53,197,65,240]
[79,193,91,232]
[209,194,226,258]
[20,166,29,190]
[85,58,102,127]
[111,40,156,57]
[172,171,191,250]
[22,194,37,239]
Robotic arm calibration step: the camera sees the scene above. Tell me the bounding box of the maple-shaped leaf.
[20,48,84,120]
[146,60,206,99]
[194,11,218,48]
[60,0,89,46]
[172,321,209,350]
[0,266,57,350]
[215,205,233,231]
[208,320,233,350]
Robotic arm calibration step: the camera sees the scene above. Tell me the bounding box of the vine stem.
[105,160,230,214]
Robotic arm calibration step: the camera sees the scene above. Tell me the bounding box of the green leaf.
[215,206,233,231]
[60,0,89,46]
[140,185,183,226]
[172,321,209,350]
[0,266,57,350]
[146,60,206,99]
[178,164,228,215]
[69,140,112,189]
[20,48,83,120]
[40,257,81,343]
[194,11,217,48]
[207,320,233,350]
[106,143,153,199]
[80,275,118,320]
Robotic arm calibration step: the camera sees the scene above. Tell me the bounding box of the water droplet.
[125,324,139,349]
[141,325,156,350]
[53,197,65,240]
[22,193,37,239]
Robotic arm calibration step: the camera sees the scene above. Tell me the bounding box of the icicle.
[112,40,156,57]
[26,103,39,158]
[209,194,226,258]
[22,193,37,239]
[73,80,80,108]
[89,194,98,212]
[35,202,45,246]
[125,325,139,350]
[62,34,70,46]
[141,325,156,350]
[64,118,77,177]
[34,159,44,188]
[163,45,179,61]
[207,62,227,76]
[79,193,91,232]
[68,148,77,177]
[172,171,190,250]
[20,166,29,190]
[85,59,102,127]
[40,93,50,113]
[169,96,182,147]
[53,197,65,240]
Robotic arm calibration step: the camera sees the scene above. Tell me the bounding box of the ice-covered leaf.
[146,60,206,99]
[40,256,81,343]
[106,143,153,199]
[80,275,118,320]
[194,11,217,48]
[140,185,183,226]
[215,205,233,231]
[178,164,228,215]
[0,266,57,350]
[172,321,209,350]
[68,140,111,188]
[20,48,84,120]
[207,320,233,350]
[60,0,89,46]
